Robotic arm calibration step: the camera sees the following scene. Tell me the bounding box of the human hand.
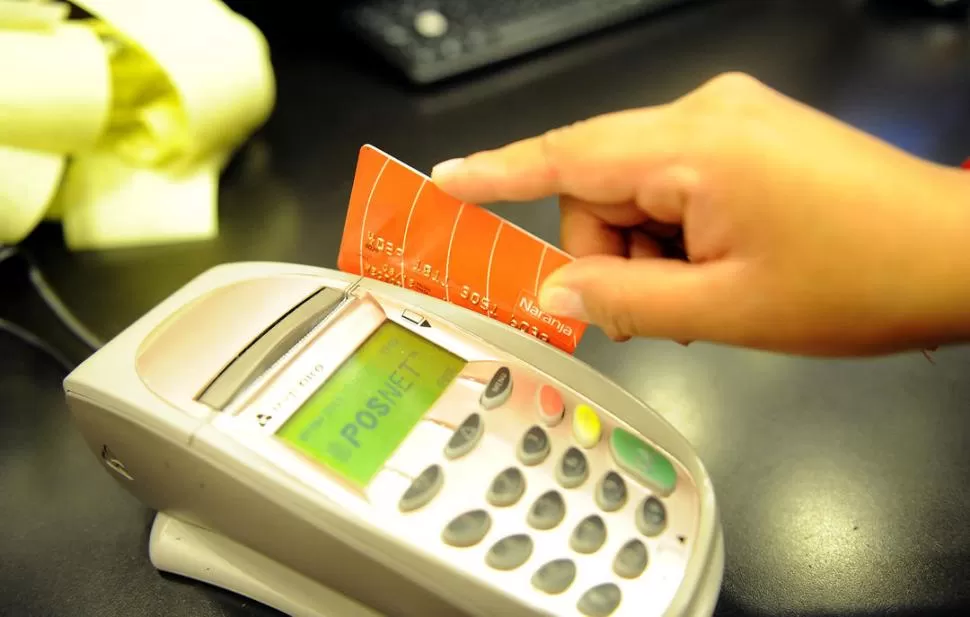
[431,73,970,356]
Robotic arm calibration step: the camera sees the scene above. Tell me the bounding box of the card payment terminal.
[63,262,724,617]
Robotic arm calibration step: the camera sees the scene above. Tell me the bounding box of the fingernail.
[431,158,464,180]
[539,286,588,321]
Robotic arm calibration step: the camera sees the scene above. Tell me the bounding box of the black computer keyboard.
[342,0,695,84]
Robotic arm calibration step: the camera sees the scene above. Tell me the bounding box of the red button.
[962,158,970,170]
[537,385,564,427]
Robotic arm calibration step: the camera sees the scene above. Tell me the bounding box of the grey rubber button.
[444,413,483,460]
[527,490,566,530]
[569,514,607,554]
[480,366,513,409]
[531,558,576,595]
[440,37,462,58]
[556,446,589,489]
[517,425,550,466]
[485,534,533,571]
[613,539,648,579]
[577,583,622,616]
[442,509,492,547]
[486,467,526,507]
[595,471,628,512]
[398,464,443,512]
[636,496,667,537]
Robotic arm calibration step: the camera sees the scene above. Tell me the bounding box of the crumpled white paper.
[0,0,276,250]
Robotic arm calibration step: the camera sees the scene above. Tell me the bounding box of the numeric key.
[531,558,576,595]
[486,467,526,507]
[398,464,444,512]
[577,583,622,616]
[613,539,648,579]
[527,490,566,530]
[556,446,589,488]
[444,413,483,459]
[595,471,627,512]
[636,496,667,537]
[485,534,533,571]
[570,514,607,554]
[517,425,550,466]
[442,510,492,547]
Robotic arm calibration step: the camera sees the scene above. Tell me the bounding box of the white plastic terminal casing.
[63,262,724,617]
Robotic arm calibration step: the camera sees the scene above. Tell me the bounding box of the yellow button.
[572,404,602,449]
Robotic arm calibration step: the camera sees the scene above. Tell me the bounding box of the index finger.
[430,105,676,205]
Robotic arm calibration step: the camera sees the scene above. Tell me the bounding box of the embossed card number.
[337,145,588,355]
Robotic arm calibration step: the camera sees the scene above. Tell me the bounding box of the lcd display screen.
[276,320,466,486]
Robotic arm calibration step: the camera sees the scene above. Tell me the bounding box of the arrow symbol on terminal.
[419,319,430,327]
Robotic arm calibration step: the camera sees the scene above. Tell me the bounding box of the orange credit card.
[337,144,588,354]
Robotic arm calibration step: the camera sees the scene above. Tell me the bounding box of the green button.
[609,428,677,496]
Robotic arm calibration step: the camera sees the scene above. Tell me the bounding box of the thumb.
[537,255,743,343]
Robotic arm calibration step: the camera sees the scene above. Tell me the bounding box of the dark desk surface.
[3,1,970,615]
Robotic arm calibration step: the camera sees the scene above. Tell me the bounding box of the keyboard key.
[444,413,483,459]
[346,0,666,84]
[486,467,526,507]
[531,558,576,594]
[398,464,444,512]
[480,366,513,409]
[517,425,550,466]
[527,490,566,530]
[440,37,462,57]
[573,404,602,448]
[556,446,589,489]
[485,534,534,571]
[569,514,607,554]
[413,9,448,38]
[609,427,676,496]
[613,539,648,579]
[636,496,667,537]
[413,46,437,64]
[442,509,492,547]
[382,24,411,46]
[465,27,488,48]
[595,471,627,512]
[577,583,622,616]
[537,384,564,427]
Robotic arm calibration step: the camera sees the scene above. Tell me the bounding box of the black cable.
[0,243,104,374]
[0,317,77,373]
[27,264,103,351]
[0,245,16,267]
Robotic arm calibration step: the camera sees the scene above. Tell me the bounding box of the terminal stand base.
[148,511,382,617]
